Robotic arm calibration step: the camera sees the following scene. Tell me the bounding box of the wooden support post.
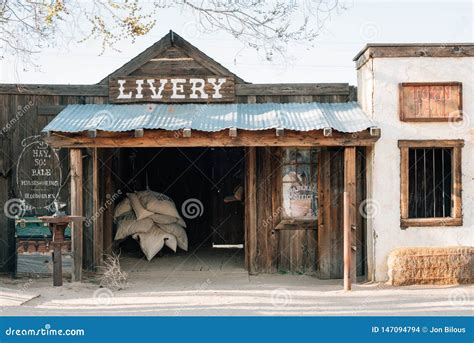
[317,150,331,279]
[103,149,114,255]
[52,241,63,286]
[344,147,357,290]
[245,147,258,274]
[92,148,103,268]
[343,192,351,290]
[70,149,83,281]
[452,146,462,221]
[50,222,68,286]
[400,146,409,221]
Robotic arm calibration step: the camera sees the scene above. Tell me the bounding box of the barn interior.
[112,147,246,273]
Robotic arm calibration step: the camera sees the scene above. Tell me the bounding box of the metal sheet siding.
[42,102,374,133]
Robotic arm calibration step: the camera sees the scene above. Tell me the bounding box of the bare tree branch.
[0,0,347,69]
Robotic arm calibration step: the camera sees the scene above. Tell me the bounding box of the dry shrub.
[99,253,128,290]
[387,246,473,286]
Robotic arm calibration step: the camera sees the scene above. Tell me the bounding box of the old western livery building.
[0,32,472,288]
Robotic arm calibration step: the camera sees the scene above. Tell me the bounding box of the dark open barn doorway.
[113,147,246,272]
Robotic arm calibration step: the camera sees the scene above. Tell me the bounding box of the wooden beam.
[45,129,380,148]
[37,105,66,116]
[245,147,258,274]
[0,84,108,96]
[70,149,83,281]
[355,44,474,69]
[235,83,350,96]
[274,219,317,230]
[92,148,103,268]
[343,147,357,290]
[317,150,331,279]
[401,217,462,227]
[343,192,351,290]
[452,146,463,222]
[400,147,409,221]
[398,139,464,148]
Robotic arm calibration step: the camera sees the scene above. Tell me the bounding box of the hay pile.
[387,246,473,286]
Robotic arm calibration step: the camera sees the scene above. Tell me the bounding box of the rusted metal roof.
[42,102,375,133]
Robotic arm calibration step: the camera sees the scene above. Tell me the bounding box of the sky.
[0,0,472,85]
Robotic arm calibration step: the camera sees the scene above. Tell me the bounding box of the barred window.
[408,148,452,218]
[399,140,463,227]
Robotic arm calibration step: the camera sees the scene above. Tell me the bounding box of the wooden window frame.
[399,140,463,228]
[281,147,318,221]
[399,82,463,122]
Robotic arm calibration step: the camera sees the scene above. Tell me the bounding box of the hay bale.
[387,247,473,286]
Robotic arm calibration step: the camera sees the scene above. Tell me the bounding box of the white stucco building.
[354,44,473,280]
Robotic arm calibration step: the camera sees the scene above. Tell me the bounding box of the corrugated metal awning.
[42,102,375,133]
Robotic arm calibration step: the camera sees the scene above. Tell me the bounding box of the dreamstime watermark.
[88,110,115,130]
[4,323,85,337]
[359,198,380,219]
[359,22,380,41]
[448,110,470,131]
[3,198,27,219]
[448,288,470,307]
[262,206,283,228]
[93,288,114,306]
[0,101,34,136]
[182,21,202,39]
[271,288,292,308]
[18,278,34,294]
[85,190,122,227]
[181,198,204,219]
[194,278,212,291]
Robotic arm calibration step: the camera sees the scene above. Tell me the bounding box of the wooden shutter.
[399,82,462,122]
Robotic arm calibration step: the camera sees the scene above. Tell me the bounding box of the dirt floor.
[0,249,473,316]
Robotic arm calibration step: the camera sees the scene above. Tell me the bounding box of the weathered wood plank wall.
[0,93,107,272]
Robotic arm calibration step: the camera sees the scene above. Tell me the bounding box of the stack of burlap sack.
[114,190,188,260]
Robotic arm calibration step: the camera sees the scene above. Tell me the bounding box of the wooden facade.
[0,31,379,289]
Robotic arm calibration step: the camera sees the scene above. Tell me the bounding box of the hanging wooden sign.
[109,76,235,103]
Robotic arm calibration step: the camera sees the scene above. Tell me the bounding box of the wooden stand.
[39,216,84,287]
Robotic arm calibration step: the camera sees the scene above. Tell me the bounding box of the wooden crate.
[15,238,72,277]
